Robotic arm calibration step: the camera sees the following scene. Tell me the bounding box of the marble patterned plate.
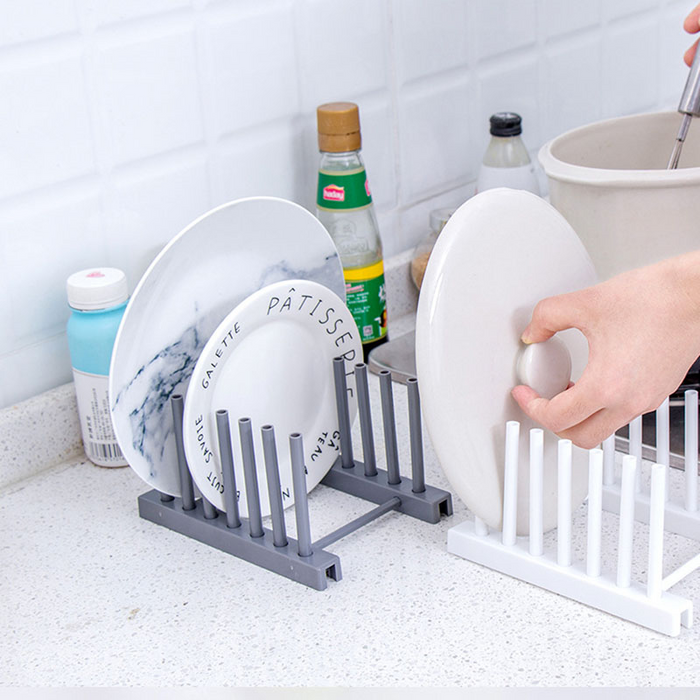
[416,188,598,534]
[183,279,361,517]
[109,197,345,496]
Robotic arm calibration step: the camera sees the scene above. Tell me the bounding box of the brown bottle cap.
[317,102,362,152]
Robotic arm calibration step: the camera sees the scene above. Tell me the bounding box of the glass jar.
[410,207,455,290]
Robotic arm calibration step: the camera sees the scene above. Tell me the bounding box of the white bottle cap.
[67,268,128,310]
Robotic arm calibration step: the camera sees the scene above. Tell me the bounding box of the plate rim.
[181,278,361,515]
[108,196,344,496]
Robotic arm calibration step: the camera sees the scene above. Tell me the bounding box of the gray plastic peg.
[290,433,313,557]
[215,410,241,529]
[333,357,354,468]
[354,363,377,477]
[407,377,425,493]
[201,496,218,520]
[379,370,401,485]
[262,425,289,548]
[171,395,195,511]
[239,417,264,538]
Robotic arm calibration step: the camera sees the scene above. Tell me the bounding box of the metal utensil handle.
[679,38,700,117]
[668,43,700,168]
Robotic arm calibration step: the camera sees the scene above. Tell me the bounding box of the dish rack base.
[137,359,452,591]
[447,397,700,637]
[447,522,693,637]
[322,458,452,524]
[138,489,342,591]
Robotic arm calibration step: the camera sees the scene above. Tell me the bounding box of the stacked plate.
[109,197,361,516]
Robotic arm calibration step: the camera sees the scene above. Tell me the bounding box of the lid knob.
[516,335,572,400]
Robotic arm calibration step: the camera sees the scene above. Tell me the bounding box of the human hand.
[684,3,700,66]
[511,253,700,449]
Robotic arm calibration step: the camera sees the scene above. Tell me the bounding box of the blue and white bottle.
[66,268,128,467]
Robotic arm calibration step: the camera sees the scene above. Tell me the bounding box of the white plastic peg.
[587,449,603,578]
[629,416,643,493]
[656,398,670,502]
[602,434,615,486]
[686,390,698,513]
[647,463,667,599]
[502,421,520,546]
[529,429,544,556]
[474,517,488,536]
[557,439,573,567]
[617,455,637,588]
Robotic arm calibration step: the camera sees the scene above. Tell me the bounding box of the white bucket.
[539,111,700,280]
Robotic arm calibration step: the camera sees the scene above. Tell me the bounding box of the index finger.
[521,292,585,345]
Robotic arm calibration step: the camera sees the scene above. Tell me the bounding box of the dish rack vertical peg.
[137,358,453,591]
[602,390,700,541]
[448,392,700,636]
[321,360,453,523]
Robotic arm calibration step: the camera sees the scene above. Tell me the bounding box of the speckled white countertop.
[2,327,700,687]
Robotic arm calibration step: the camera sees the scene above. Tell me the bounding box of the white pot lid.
[415,188,598,533]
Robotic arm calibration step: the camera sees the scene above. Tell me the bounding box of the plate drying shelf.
[138,358,453,591]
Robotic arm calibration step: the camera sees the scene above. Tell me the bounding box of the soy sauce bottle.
[316,102,388,360]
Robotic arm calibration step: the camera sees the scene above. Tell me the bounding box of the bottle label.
[72,369,127,467]
[317,167,373,211]
[344,261,388,344]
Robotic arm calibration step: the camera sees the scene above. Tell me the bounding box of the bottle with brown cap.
[316,101,388,359]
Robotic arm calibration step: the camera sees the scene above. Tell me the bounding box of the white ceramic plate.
[109,197,345,497]
[416,188,598,534]
[182,279,361,516]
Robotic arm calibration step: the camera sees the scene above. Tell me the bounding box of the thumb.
[521,293,581,344]
[684,5,700,34]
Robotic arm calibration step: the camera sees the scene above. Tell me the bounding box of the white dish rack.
[448,390,700,637]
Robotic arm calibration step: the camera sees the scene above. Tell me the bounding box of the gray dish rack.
[137,358,453,590]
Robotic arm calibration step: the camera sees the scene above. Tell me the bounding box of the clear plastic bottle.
[66,267,128,467]
[316,102,388,359]
[476,112,540,195]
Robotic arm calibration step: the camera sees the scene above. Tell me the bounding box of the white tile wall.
[539,0,601,38]
[212,120,301,204]
[399,74,474,201]
[603,17,660,116]
[107,154,211,286]
[0,0,695,408]
[1,1,79,47]
[393,0,470,84]
[541,36,603,142]
[295,0,389,109]
[93,29,204,166]
[2,189,105,345]
[474,0,538,60]
[0,53,95,199]
[204,2,299,135]
[80,0,191,31]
